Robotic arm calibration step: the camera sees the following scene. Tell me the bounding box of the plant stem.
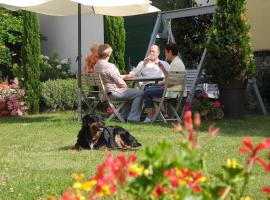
[219,186,231,200]
[240,162,253,197]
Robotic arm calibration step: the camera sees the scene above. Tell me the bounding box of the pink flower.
[184,102,191,112]
[197,92,208,100]
[213,101,221,108]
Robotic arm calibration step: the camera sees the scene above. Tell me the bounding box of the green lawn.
[0,112,270,200]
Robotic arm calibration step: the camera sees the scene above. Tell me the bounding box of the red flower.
[60,188,79,200]
[239,137,270,164]
[194,112,201,129]
[163,168,204,193]
[153,185,166,197]
[184,102,191,112]
[256,158,270,172]
[262,187,270,193]
[212,101,221,108]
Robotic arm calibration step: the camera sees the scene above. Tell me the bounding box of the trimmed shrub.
[41,79,77,110]
[104,16,126,73]
[20,11,41,113]
[205,0,255,87]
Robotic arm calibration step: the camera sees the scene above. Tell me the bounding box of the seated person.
[129,45,170,85]
[94,44,143,122]
[83,43,99,74]
[143,43,187,123]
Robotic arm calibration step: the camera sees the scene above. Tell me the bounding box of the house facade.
[39,14,104,73]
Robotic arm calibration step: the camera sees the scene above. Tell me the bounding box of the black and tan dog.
[75,114,141,150]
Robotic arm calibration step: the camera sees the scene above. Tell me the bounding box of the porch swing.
[146,5,267,118]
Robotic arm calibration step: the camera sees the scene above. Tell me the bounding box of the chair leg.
[152,102,167,124]
[169,104,182,123]
[106,102,126,122]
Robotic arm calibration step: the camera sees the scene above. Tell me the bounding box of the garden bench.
[186,69,219,99]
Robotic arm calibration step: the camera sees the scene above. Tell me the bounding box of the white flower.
[56,64,62,69]
[41,55,49,60]
[61,58,69,64]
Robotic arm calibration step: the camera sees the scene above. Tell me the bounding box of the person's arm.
[109,68,128,89]
[129,61,145,76]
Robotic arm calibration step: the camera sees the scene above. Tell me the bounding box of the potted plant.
[205,0,255,117]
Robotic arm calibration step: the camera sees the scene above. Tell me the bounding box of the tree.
[104,16,126,73]
[205,0,255,87]
[20,11,41,113]
[151,0,212,69]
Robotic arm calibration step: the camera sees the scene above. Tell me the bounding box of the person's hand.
[157,61,164,70]
[143,57,149,66]
[122,73,134,80]
[126,73,134,79]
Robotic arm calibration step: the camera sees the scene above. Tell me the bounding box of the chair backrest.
[81,73,107,102]
[161,71,187,100]
[166,71,187,87]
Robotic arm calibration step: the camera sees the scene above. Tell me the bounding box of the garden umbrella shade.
[0,0,160,119]
[0,0,159,16]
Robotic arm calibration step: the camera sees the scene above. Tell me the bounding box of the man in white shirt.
[143,43,186,123]
[129,45,170,79]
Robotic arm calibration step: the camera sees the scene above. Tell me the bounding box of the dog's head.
[82,114,97,126]
[88,122,104,143]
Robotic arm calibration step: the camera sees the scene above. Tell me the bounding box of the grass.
[0,111,270,199]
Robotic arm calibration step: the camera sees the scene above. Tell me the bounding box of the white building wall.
[39,14,104,73]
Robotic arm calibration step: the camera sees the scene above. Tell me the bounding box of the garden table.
[124,76,164,88]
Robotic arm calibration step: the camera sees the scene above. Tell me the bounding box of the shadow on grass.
[0,116,52,124]
[58,145,141,152]
[201,114,270,137]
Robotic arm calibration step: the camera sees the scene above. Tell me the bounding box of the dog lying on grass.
[75,114,141,150]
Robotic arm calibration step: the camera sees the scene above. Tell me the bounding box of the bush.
[104,16,126,73]
[39,53,72,82]
[0,78,29,116]
[205,0,255,87]
[20,11,41,113]
[41,79,77,110]
[0,7,23,80]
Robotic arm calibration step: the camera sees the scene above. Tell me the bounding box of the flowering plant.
[39,53,72,82]
[186,90,224,121]
[55,111,270,200]
[0,78,28,116]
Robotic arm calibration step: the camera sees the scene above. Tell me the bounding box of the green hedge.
[41,79,77,110]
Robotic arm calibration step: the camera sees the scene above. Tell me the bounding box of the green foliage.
[127,141,203,198]
[20,11,41,113]
[0,42,12,78]
[0,7,23,80]
[172,14,212,69]
[104,16,126,73]
[41,79,77,110]
[39,53,72,82]
[205,0,256,87]
[152,0,212,69]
